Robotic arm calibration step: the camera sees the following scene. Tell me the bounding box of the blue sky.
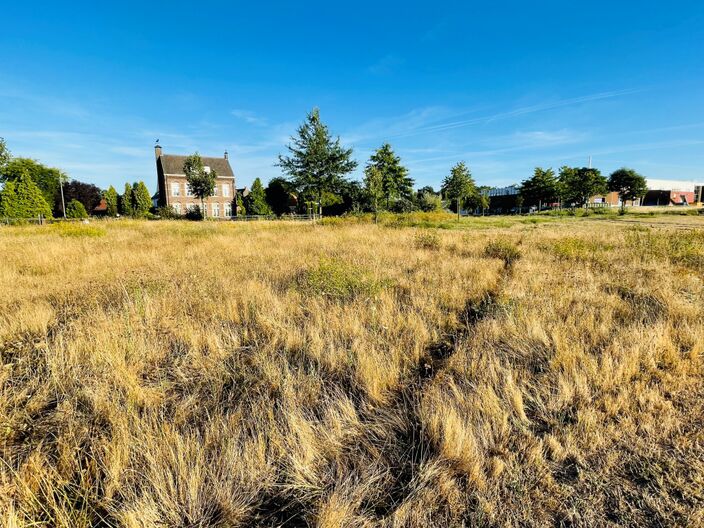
[1,0,703,193]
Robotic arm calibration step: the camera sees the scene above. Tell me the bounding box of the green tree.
[265,177,295,216]
[608,167,648,212]
[477,186,491,215]
[559,166,607,207]
[519,167,560,210]
[364,165,384,223]
[418,191,443,212]
[65,199,88,218]
[235,192,246,216]
[277,108,357,216]
[132,181,152,217]
[0,137,10,171]
[244,178,272,215]
[1,158,64,208]
[442,162,477,221]
[120,182,134,216]
[0,180,19,218]
[0,171,52,219]
[366,143,413,209]
[183,153,216,218]
[104,186,119,216]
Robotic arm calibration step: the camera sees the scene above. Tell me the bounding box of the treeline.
[241,109,483,218]
[518,166,648,211]
[0,138,153,219]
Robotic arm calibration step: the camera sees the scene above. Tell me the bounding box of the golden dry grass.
[0,216,703,527]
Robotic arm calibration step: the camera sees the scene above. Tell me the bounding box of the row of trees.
[518,166,648,211]
[0,136,156,219]
[275,109,483,219]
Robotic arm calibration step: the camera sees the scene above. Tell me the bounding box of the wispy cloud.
[367,54,404,75]
[231,109,268,126]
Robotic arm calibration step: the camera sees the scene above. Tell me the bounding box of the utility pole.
[59,173,67,218]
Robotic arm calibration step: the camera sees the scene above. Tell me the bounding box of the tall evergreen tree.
[104,186,119,216]
[0,171,52,219]
[366,143,413,208]
[132,182,152,217]
[559,166,607,206]
[65,199,88,219]
[183,153,216,218]
[277,108,357,215]
[244,178,272,215]
[519,167,560,210]
[442,162,477,221]
[120,182,134,216]
[1,157,64,207]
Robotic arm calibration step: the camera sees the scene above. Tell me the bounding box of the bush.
[186,206,204,221]
[65,199,88,219]
[414,231,441,250]
[156,206,181,219]
[299,258,383,301]
[484,239,521,266]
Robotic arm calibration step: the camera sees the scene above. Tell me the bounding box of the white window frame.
[222,184,230,197]
[173,203,181,214]
[212,203,220,217]
[171,182,181,197]
[224,202,232,217]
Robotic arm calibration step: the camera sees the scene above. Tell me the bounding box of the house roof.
[160,155,234,177]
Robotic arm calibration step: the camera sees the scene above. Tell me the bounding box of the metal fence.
[230,214,318,222]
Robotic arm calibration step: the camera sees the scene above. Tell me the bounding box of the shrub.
[186,206,204,221]
[65,199,88,219]
[156,205,181,219]
[300,258,383,301]
[414,230,441,250]
[484,239,521,266]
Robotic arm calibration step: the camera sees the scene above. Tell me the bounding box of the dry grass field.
[1,214,703,527]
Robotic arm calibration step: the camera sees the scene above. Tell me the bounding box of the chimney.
[224,150,228,160]
[154,143,162,159]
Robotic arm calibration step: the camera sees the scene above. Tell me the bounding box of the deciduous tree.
[519,167,560,210]
[183,153,216,218]
[1,157,64,208]
[442,161,477,221]
[608,167,648,212]
[364,165,384,222]
[559,166,607,207]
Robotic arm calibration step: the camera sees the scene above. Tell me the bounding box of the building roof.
[159,154,234,177]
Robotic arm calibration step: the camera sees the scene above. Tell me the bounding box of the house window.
[224,202,232,217]
[222,184,230,197]
[204,166,211,174]
[173,203,181,214]
[186,184,193,197]
[213,185,218,196]
[212,203,220,217]
[171,182,181,197]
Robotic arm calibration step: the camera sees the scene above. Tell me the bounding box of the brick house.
[154,144,236,218]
